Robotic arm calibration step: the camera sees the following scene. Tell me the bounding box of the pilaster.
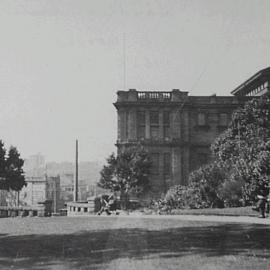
[172,148,182,185]
[127,109,137,140]
[171,109,181,139]
[145,110,150,139]
[159,110,164,140]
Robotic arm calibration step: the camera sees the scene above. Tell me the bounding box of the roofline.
[231,67,270,95]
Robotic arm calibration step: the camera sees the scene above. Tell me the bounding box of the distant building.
[60,179,89,202]
[231,67,270,97]
[20,175,61,213]
[20,176,46,206]
[114,89,249,195]
[46,176,61,213]
[23,153,45,177]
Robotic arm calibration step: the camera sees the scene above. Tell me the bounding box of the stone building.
[46,176,61,213]
[114,89,249,195]
[20,176,46,206]
[231,67,270,97]
[19,175,61,213]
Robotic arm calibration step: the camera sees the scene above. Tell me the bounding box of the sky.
[0,0,270,162]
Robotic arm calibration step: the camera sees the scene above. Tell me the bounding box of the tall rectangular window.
[164,153,171,175]
[137,111,145,139]
[150,153,159,174]
[150,111,159,139]
[198,113,206,126]
[219,113,228,126]
[163,111,170,139]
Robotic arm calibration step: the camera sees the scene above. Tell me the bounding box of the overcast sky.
[0,0,270,162]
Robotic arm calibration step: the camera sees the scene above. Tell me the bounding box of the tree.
[0,140,7,190]
[99,145,152,209]
[0,142,26,192]
[211,97,270,201]
[6,146,26,192]
[188,162,226,208]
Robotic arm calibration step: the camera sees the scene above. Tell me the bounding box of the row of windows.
[150,152,210,176]
[137,112,229,139]
[246,81,268,96]
[138,111,171,140]
[197,113,229,127]
[137,111,170,125]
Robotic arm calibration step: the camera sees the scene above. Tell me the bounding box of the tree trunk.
[120,190,129,210]
[17,191,20,207]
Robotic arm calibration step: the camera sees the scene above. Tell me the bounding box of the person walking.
[252,180,270,218]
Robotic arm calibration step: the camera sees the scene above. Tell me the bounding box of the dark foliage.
[0,141,26,192]
[98,145,151,208]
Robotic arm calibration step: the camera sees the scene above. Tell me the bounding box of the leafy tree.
[0,142,26,192]
[218,177,245,207]
[5,146,26,192]
[99,145,151,208]
[188,162,226,208]
[211,97,270,201]
[0,140,7,190]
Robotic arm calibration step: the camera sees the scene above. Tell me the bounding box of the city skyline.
[1,0,270,161]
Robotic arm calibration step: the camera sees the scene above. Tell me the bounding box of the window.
[198,113,206,126]
[219,113,228,126]
[150,127,159,139]
[164,153,171,175]
[126,112,129,139]
[150,111,159,139]
[138,111,146,124]
[137,111,145,139]
[150,111,159,125]
[150,153,159,174]
[163,111,170,139]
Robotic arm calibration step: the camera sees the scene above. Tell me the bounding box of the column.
[171,109,181,139]
[172,148,182,185]
[159,110,164,140]
[127,109,137,141]
[182,110,189,143]
[145,110,150,139]
[182,147,190,185]
[118,109,128,142]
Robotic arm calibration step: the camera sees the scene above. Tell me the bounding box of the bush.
[218,178,246,207]
[188,163,226,208]
[164,185,205,209]
[151,185,210,213]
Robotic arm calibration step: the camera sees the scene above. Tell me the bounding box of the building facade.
[19,175,61,213]
[114,89,249,195]
[46,176,61,213]
[231,67,270,97]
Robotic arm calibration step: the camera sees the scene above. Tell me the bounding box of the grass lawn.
[1,215,270,270]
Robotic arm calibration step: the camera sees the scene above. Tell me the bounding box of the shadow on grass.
[1,223,270,269]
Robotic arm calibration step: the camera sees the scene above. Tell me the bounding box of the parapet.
[116,89,189,102]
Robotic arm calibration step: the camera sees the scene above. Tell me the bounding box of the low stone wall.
[66,200,95,216]
[0,205,46,218]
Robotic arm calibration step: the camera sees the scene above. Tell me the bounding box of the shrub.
[188,162,226,208]
[218,178,245,207]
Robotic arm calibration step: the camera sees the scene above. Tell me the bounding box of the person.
[97,194,118,216]
[252,180,270,218]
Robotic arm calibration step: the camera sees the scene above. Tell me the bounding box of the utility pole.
[74,139,78,202]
